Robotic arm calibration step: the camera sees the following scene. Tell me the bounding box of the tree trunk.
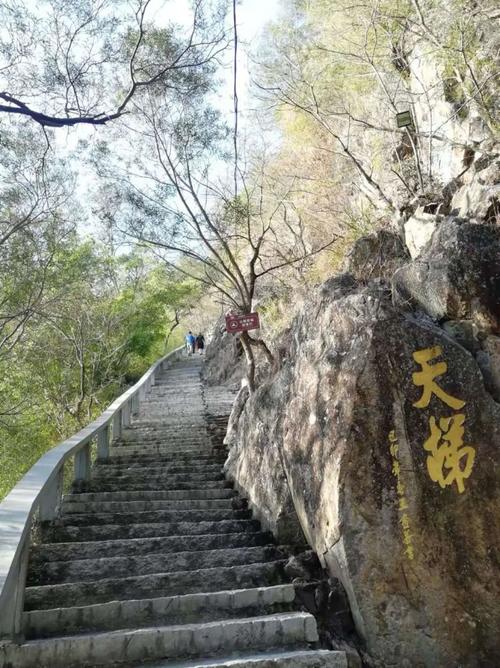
[240,331,256,392]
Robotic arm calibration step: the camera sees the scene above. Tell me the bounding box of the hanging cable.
[232,0,238,202]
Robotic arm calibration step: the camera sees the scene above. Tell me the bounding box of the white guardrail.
[0,346,184,640]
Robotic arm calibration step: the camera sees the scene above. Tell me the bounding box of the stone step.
[113,437,210,446]
[119,425,207,432]
[97,453,225,466]
[53,507,250,527]
[109,446,215,458]
[32,531,274,562]
[111,443,211,453]
[131,420,207,426]
[92,462,224,475]
[140,398,205,404]
[131,649,348,668]
[4,612,318,668]
[91,467,224,481]
[24,584,296,639]
[64,488,237,503]
[123,423,207,431]
[29,545,285,586]
[25,560,287,609]
[62,497,236,514]
[75,479,233,493]
[41,518,261,543]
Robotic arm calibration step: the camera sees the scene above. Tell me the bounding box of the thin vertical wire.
[232,0,238,202]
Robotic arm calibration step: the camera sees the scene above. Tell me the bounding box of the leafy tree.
[0,0,227,127]
[0,237,198,498]
[94,83,338,389]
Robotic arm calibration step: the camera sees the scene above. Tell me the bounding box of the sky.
[150,0,282,128]
[50,0,283,236]
[55,0,281,150]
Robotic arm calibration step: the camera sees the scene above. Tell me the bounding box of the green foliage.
[0,238,199,500]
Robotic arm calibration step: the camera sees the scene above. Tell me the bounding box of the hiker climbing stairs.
[2,356,347,667]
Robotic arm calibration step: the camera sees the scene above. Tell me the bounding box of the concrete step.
[117,432,209,441]
[64,488,238,503]
[3,612,318,668]
[109,446,216,458]
[131,649,348,668]
[96,454,225,466]
[89,471,226,485]
[32,531,275,562]
[29,545,285,586]
[123,423,207,431]
[25,560,287,609]
[111,439,211,448]
[117,426,208,434]
[62,497,236,514]
[117,426,207,433]
[91,462,224,475]
[74,479,233,493]
[41,518,262,543]
[24,584,297,639]
[53,508,250,526]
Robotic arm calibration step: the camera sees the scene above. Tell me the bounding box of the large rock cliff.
[223,219,500,666]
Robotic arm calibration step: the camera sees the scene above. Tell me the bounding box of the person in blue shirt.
[186,331,196,355]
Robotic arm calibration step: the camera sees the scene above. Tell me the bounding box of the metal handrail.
[0,345,184,639]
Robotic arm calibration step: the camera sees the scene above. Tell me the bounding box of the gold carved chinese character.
[412,346,465,410]
[423,414,475,493]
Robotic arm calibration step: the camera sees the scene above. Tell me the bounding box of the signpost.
[396,110,413,128]
[225,312,260,333]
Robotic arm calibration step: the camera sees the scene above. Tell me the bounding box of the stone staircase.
[4,356,347,667]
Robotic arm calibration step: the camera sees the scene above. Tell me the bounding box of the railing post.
[113,409,122,441]
[122,400,131,428]
[131,394,139,416]
[0,532,31,640]
[97,424,110,460]
[38,467,63,521]
[74,443,91,481]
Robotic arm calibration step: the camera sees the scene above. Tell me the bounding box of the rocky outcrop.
[403,207,439,258]
[450,148,500,223]
[393,218,500,333]
[225,378,306,545]
[476,335,500,402]
[344,230,409,280]
[203,316,244,386]
[225,272,500,666]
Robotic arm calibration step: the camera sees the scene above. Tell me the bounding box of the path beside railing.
[0,346,184,639]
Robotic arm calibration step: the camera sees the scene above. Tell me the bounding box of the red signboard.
[225,312,260,333]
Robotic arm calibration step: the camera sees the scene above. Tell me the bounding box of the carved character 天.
[412,346,465,410]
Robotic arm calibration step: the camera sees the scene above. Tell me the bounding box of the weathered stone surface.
[227,275,500,666]
[225,374,306,545]
[284,551,322,581]
[344,230,409,279]
[403,207,440,258]
[450,152,500,223]
[476,335,500,402]
[393,218,500,333]
[442,319,480,354]
[204,316,245,386]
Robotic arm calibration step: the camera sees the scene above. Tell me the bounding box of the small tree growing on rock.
[100,97,338,390]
